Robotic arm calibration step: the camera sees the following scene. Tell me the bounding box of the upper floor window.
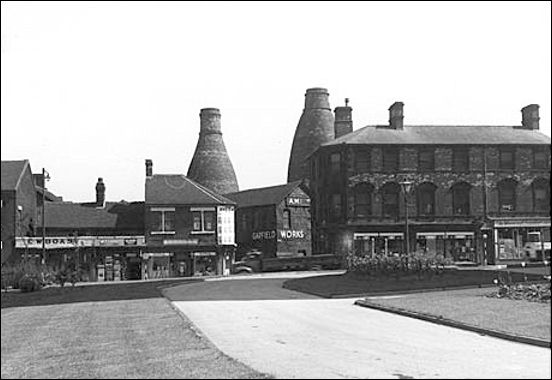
[534,148,548,169]
[417,182,437,216]
[382,182,400,218]
[240,213,247,231]
[354,183,373,217]
[383,148,399,172]
[533,178,550,212]
[191,207,216,233]
[498,179,517,212]
[150,207,175,234]
[330,152,341,174]
[499,147,515,170]
[355,149,371,173]
[283,209,291,229]
[418,148,435,171]
[452,147,469,172]
[330,193,342,219]
[452,182,471,216]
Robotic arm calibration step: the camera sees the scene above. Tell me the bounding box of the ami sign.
[286,197,310,207]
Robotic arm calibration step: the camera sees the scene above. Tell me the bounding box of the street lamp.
[41,168,50,265]
[399,180,413,255]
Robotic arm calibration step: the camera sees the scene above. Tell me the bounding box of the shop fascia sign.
[285,197,310,207]
[15,235,145,250]
[252,230,306,240]
[163,239,199,246]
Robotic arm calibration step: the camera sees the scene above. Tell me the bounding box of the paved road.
[167,275,551,379]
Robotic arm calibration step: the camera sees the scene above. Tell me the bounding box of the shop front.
[491,219,551,263]
[415,231,476,263]
[353,232,404,257]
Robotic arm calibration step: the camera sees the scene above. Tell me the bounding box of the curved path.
[166,274,551,379]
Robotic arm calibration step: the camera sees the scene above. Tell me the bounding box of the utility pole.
[42,168,46,265]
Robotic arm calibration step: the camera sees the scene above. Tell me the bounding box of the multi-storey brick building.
[309,103,550,265]
[225,181,312,258]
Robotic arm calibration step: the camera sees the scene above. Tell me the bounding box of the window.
[330,152,341,174]
[453,147,469,172]
[383,148,399,172]
[150,208,176,234]
[418,148,435,171]
[499,147,515,170]
[534,148,548,169]
[355,149,371,173]
[330,193,342,219]
[354,183,373,217]
[240,213,247,231]
[452,182,471,216]
[417,183,437,216]
[283,209,291,229]
[382,182,400,218]
[533,178,550,212]
[191,208,216,233]
[498,179,517,212]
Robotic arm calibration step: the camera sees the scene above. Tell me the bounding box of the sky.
[2,1,551,202]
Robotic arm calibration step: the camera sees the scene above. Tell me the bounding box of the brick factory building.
[309,102,550,265]
[225,181,312,258]
[145,160,236,277]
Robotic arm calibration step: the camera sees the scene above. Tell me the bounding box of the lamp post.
[41,168,50,266]
[399,180,413,255]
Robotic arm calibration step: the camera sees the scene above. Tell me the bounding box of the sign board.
[163,239,199,246]
[193,252,217,257]
[15,236,145,250]
[252,230,276,240]
[278,230,306,239]
[217,206,235,245]
[286,197,311,207]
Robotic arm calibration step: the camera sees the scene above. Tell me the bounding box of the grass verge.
[358,287,551,343]
[1,280,271,379]
[282,268,549,298]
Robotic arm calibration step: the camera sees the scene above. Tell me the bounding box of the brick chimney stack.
[95,177,105,207]
[389,101,404,129]
[520,104,540,130]
[145,159,153,178]
[334,98,353,138]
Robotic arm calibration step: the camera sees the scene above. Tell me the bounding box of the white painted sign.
[15,236,145,250]
[217,206,235,245]
[279,230,306,239]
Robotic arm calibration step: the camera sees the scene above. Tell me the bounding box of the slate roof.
[322,125,552,146]
[45,201,144,232]
[145,174,235,205]
[1,160,29,191]
[224,181,304,208]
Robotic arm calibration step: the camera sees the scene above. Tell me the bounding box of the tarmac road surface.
[167,274,551,379]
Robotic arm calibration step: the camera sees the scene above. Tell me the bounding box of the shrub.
[18,275,42,293]
[1,261,55,291]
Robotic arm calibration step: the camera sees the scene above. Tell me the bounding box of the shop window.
[534,148,548,169]
[354,183,373,217]
[355,149,371,173]
[533,178,550,212]
[452,147,469,172]
[498,179,517,212]
[150,208,175,234]
[452,182,471,216]
[499,147,515,170]
[418,148,435,171]
[383,148,399,172]
[283,209,291,229]
[382,182,400,218]
[417,182,437,216]
[330,152,341,174]
[191,208,216,233]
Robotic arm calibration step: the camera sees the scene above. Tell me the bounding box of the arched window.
[381,182,401,218]
[417,182,437,216]
[452,182,471,216]
[532,178,550,213]
[498,179,517,212]
[354,183,373,217]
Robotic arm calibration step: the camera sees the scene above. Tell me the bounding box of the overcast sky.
[2,1,551,202]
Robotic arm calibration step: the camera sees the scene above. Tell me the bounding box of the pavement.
[167,274,552,379]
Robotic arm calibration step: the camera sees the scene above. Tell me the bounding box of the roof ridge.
[183,176,230,204]
[226,180,301,196]
[14,160,30,191]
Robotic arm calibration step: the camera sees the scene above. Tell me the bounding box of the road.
[166,274,551,379]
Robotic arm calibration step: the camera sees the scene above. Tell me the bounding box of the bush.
[346,250,454,280]
[1,261,55,291]
[18,275,42,293]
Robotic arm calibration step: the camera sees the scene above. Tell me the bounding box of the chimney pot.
[334,100,353,139]
[145,159,153,177]
[95,177,105,207]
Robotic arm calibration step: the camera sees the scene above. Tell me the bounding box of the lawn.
[282,268,549,298]
[360,287,551,342]
[1,281,270,379]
